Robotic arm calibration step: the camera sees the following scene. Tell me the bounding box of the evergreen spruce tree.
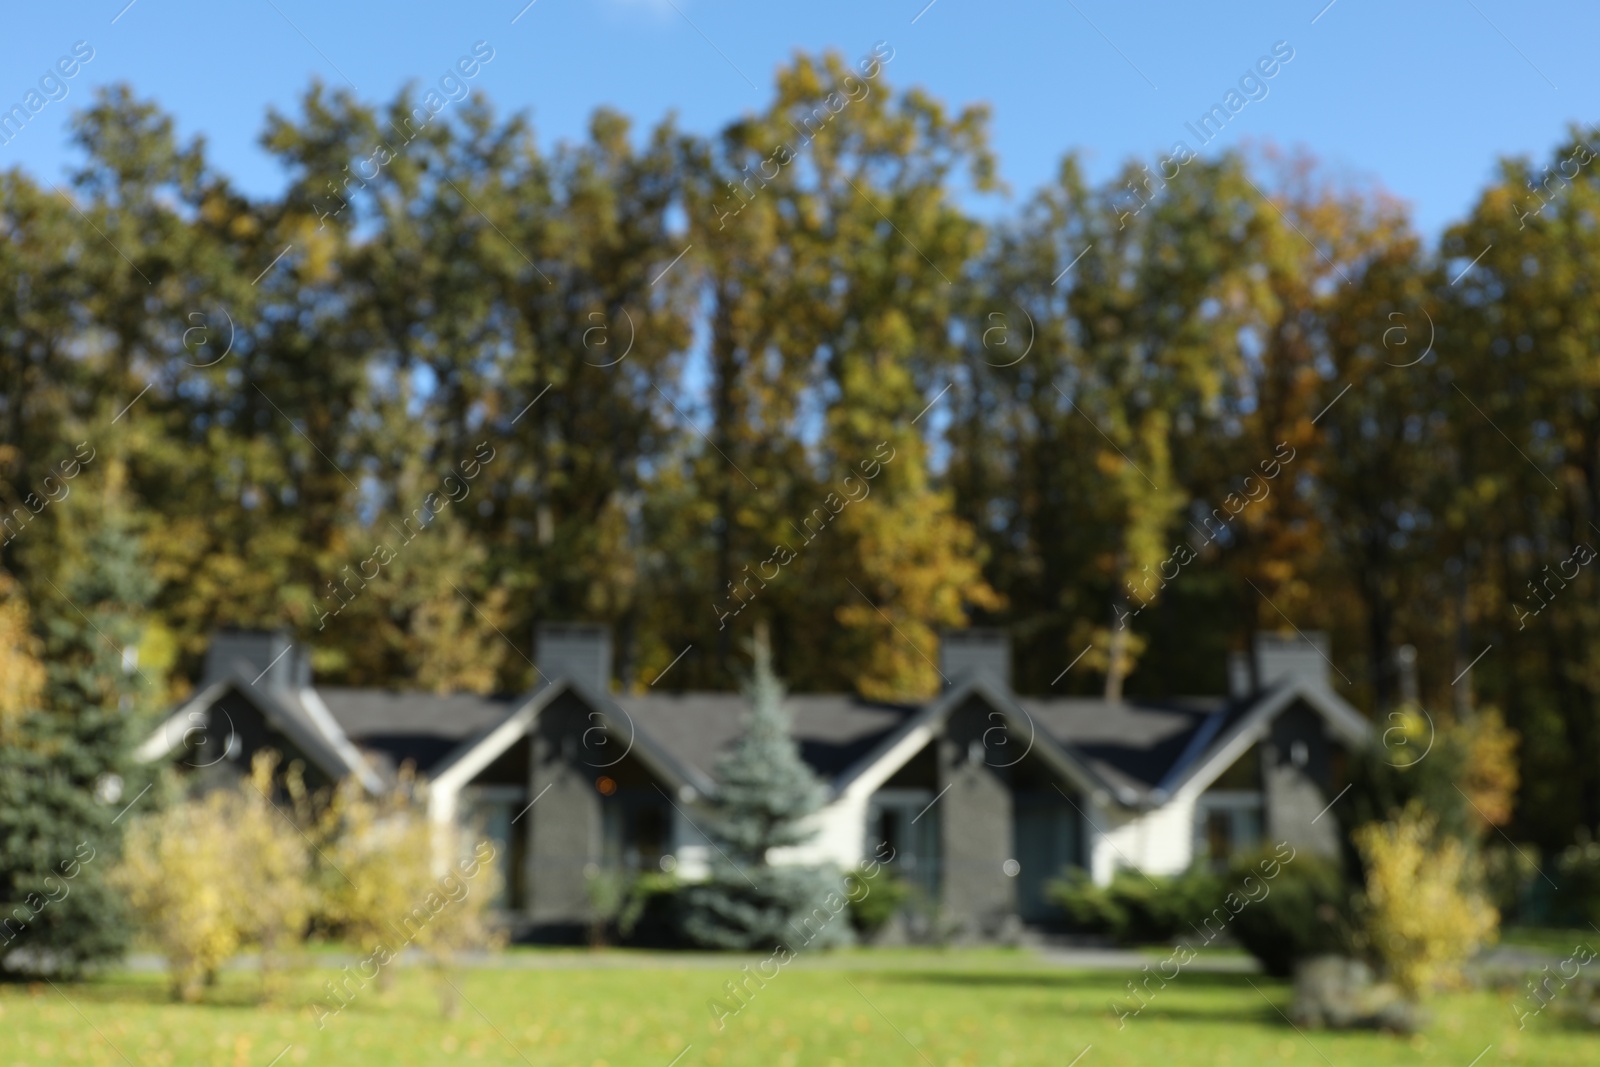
[683,630,851,951]
[0,506,156,976]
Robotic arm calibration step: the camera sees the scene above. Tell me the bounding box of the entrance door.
[1012,790,1082,922]
[460,784,527,909]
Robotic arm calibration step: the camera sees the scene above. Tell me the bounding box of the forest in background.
[2,49,1599,851]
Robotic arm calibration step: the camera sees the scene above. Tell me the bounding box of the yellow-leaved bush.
[1353,803,1497,998]
[114,792,240,1000]
[116,752,503,1007]
[1460,707,1520,829]
[234,753,316,998]
[317,771,504,985]
[114,753,311,1000]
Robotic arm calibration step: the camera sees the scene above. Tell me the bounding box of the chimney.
[939,629,1012,689]
[202,629,304,693]
[535,623,613,693]
[1252,631,1332,690]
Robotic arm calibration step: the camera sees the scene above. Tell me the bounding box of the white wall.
[771,725,938,872]
[660,714,1220,890]
[768,792,872,870]
[659,799,860,882]
[669,803,714,881]
[791,785,1205,888]
[1085,792,1197,883]
[728,778,1209,888]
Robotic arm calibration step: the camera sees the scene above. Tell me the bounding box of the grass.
[1497,925,1599,956]
[2,949,1594,1066]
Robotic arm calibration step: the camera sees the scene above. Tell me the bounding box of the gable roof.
[425,672,1124,812]
[1155,675,1373,802]
[138,661,1372,813]
[1016,695,1233,801]
[135,666,384,793]
[317,688,521,780]
[613,691,919,786]
[830,672,1117,801]
[426,677,718,802]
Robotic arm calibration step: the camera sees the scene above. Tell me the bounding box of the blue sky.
[1,0,1593,238]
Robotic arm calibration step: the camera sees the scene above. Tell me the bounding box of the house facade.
[138,626,1371,940]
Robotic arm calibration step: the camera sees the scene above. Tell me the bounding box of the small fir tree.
[683,629,851,951]
[0,508,156,977]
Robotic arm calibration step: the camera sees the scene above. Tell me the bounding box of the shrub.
[1459,708,1519,831]
[585,868,681,947]
[1552,836,1600,927]
[1046,866,1221,944]
[1353,804,1498,998]
[118,755,502,1008]
[314,769,504,1019]
[1046,869,1124,936]
[231,755,315,999]
[313,771,499,979]
[1344,711,1473,857]
[1225,849,1355,978]
[411,838,505,1019]
[1343,705,1521,874]
[114,791,242,999]
[114,753,311,1001]
[1125,867,1222,942]
[1483,841,1543,924]
[325,774,503,949]
[618,871,680,943]
[845,864,910,939]
[585,869,629,948]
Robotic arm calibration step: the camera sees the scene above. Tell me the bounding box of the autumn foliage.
[114,754,312,1000]
[1353,805,1498,998]
[1,57,1599,870]
[114,755,501,1003]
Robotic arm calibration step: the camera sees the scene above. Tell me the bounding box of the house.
[137,625,1371,940]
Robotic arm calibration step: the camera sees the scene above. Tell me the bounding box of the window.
[1194,743,1265,868]
[1194,791,1264,868]
[867,789,941,899]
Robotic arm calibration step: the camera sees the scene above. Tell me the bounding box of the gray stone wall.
[1263,702,1341,856]
[525,691,604,929]
[937,697,1016,939]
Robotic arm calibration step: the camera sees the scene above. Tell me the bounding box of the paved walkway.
[120,946,1223,973]
[120,942,1553,974]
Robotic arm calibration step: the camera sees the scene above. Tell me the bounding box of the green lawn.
[1497,925,1599,957]
[2,950,1591,1066]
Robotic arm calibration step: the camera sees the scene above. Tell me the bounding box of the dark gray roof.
[318,688,521,774]
[613,692,917,783]
[139,670,382,792]
[614,689,1242,800]
[154,667,1353,808]
[200,655,359,781]
[1016,696,1236,795]
[322,685,1241,795]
